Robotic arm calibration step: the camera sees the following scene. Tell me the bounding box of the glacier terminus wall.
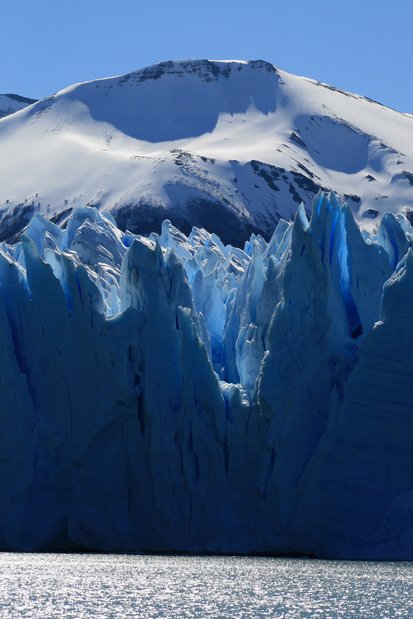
[0,192,412,559]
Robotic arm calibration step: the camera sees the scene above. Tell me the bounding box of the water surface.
[1,553,412,617]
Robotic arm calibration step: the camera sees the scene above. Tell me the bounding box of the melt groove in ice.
[0,191,412,559]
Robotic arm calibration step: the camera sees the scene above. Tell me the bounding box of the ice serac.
[0,193,412,558]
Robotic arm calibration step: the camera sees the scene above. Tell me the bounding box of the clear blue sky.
[2,0,412,112]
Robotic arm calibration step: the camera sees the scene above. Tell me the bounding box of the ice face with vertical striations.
[0,192,412,558]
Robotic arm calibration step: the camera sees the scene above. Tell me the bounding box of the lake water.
[0,553,412,618]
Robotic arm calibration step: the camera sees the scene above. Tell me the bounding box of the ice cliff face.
[0,193,412,559]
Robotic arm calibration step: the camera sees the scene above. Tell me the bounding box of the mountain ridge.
[0,59,412,245]
[0,93,37,119]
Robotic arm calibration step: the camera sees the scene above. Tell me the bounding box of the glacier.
[0,192,412,559]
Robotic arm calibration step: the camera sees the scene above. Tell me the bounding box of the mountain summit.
[0,59,412,244]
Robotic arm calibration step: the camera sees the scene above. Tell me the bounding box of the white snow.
[0,94,36,119]
[0,59,412,242]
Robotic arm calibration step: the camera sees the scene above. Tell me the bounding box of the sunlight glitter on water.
[0,553,412,618]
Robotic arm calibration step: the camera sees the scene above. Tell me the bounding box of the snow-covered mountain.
[0,195,412,558]
[0,93,37,119]
[0,59,413,244]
